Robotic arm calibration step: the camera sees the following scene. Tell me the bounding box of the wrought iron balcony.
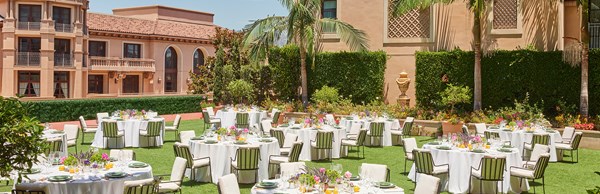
[17,22,41,31]
[54,53,74,67]
[16,52,41,66]
[591,23,600,49]
[55,23,73,33]
[88,57,156,72]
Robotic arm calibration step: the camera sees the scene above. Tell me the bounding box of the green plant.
[227,79,255,104]
[0,97,46,181]
[61,155,78,166]
[187,57,214,94]
[311,86,340,104]
[439,84,471,114]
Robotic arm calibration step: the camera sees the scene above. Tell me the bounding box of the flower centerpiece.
[291,167,342,192]
[304,118,312,128]
[89,152,110,167]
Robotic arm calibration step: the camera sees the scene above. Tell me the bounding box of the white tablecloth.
[408,144,528,193]
[188,137,280,183]
[251,180,404,194]
[279,125,346,161]
[91,118,165,148]
[490,130,562,162]
[339,118,400,147]
[16,161,153,194]
[216,109,267,128]
[43,130,69,157]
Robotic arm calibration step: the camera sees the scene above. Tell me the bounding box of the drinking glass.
[331,163,343,174]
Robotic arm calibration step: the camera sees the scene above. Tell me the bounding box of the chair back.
[475,123,487,135]
[170,157,187,184]
[533,153,551,179]
[360,163,388,182]
[562,127,575,142]
[110,149,136,161]
[462,125,470,136]
[102,121,120,138]
[280,162,306,177]
[369,122,384,137]
[531,134,550,148]
[288,142,304,162]
[96,112,109,124]
[261,120,273,134]
[44,139,63,155]
[412,148,435,174]
[173,143,194,168]
[478,155,506,181]
[325,114,335,123]
[270,129,285,148]
[315,131,334,149]
[402,118,414,136]
[356,129,368,146]
[123,178,157,194]
[402,138,417,155]
[206,107,215,117]
[63,124,79,141]
[202,111,211,123]
[529,144,550,162]
[13,184,49,194]
[79,116,88,129]
[571,132,583,150]
[414,174,440,194]
[145,121,163,137]
[484,131,500,140]
[235,146,261,170]
[236,112,250,128]
[272,111,281,125]
[283,133,299,148]
[179,131,196,145]
[218,174,240,194]
[349,122,362,135]
[173,115,182,128]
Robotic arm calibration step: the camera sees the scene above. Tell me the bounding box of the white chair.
[346,121,362,139]
[110,149,136,161]
[561,127,575,143]
[158,157,187,194]
[165,114,182,141]
[325,114,335,123]
[261,120,273,135]
[218,174,240,194]
[96,112,109,125]
[523,144,549,169]
[510,153,551,194]
[390,117,414,145]
[280,133,299,155]
[414,174,440,194]
[179,131,196,145]
[269,108,279,119]
[123,178,156,194]
[205,107,216,118]
[475,123,487,136]
[359,163,389,182]
[13,183,49,194]
[64,124,79,152]
[556,132,583,163]
[402,138,418,173]
[78,116,98,144]
[280,162,306,177]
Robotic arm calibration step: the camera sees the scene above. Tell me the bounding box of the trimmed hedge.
[416,49,599,116]
[26,95,206,122]
[269,46,387,103]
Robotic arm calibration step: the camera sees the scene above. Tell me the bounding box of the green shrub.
[26,95,207,122]
[439,84,471,114]
[227,79,255,104]
[311,86,340,104]
[269,45,302,101]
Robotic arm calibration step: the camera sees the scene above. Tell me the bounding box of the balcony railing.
[55,23,73,33]
[54,53,73,67]
[17,22,41,31]
[16,52,41,66]
[89,57,156,72]
[56,0,85,3]
[591,23,600,49]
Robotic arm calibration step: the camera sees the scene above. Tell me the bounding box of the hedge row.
[269,46,387,103]
[415,49,600,116]
[26,95,206,122]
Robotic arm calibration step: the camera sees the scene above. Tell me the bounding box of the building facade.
[0,0,216,99]
[592,0,599,48]
[320,0,584,105]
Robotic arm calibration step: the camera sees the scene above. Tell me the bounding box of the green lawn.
[2,119,599,193]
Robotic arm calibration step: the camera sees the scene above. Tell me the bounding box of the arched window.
[164,47,178,92]
[193,49,205,74]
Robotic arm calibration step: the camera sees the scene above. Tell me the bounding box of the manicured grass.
[1,119,599,193]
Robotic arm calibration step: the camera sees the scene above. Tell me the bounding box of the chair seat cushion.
[269,156,289,164]
[310,142,317,148]
[280,148,291,155]
[522,161,535,169]
[555,143,573,150]
[405,153,413,160]
[341,139,357,146]
[432,165,448,174]
[390,130,403,135]
[139,131,157,136]
[210,119,221,123]
[523,143,533,150]
[165,126,177,131]
[158,182,180,192]
[193,158,210,168]
[471,168,482,178]
[510,168,534,178]
[83,128,97,133]
[67,140,77,146]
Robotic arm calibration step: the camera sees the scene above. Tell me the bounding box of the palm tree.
[392,0,486,111]
[563,0,590,117]
[243,0,369,108]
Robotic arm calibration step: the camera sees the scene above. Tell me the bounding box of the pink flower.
[101,153,110,161]
[305,118,311,124]
[59,156,66,164]
[319,118,324,123]
[319,168,326,173]
[243,128,249,133]
[344,171,352,179]
[229,126,237,130]
[314,176,320,183]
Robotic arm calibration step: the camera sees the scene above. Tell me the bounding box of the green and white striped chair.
[469,155,507,193]
[164,114,181,142]
[268,141,303,178]
[217,174,240,194]
[235,112,250,129]
[391,117,413,146]
[366,122,385,147]
[202,111,221,130]
[412,148,449,185]
[523,144,549,169]
[341,129,367,158]
[484,131,500,140]
[523,134,550,161]
[173,142,212,182]
[140,121,163,147]
[43,139,63,159]
[12,184,49,194]
[359,163,390,182]
[402,138,418,173]
[157,157,187,194]
[230,146,261,183]
[414,174,440,194]
[280,133,299,156]
[79,116,97,144]
[510,153,551,194]
[556,132,583,163]
[271,111,281,126]
[123,178,158,194]
[63,124,79,153]
[560,127,576,143]
[102,121,124,148]
[269,129,285,148]
[310,131,334,161]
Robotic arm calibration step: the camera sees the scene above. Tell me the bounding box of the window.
[18,5,41,22]
[88,75,104,94]
[89,41,107,57]
[384,0,433,43]
[193,49,205,74]
[19,38,41,52]
[122,75,139,94]
[124,43,141,58]
[18,38,41,66]
[53,6,71,24]
[492,0,518,30]
[164,47,178,92]
[18,71,40,97]
[322,0,337,19]
[55,39,71,66]
[54,72,69,98]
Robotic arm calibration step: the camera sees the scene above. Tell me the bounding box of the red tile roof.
[87,13,215,40]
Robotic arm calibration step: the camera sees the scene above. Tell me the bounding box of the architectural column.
[40,1,55,98]
[2,0,16,97]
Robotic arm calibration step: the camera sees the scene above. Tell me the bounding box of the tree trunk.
[580,8,590,117]
[473,8,483,111]
[299,40,309,110]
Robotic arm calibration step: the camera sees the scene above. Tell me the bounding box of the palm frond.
[391,0,454,16]
[242,16,288,61]
[320,18,369,51]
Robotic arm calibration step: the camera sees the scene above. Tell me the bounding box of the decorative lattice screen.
[387,0,430,39]
[493,0,518,29]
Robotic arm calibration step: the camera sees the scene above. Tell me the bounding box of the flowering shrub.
[574,123,595,130]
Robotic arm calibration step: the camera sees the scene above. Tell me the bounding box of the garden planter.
[442,121,463,135]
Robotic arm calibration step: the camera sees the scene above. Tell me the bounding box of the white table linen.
[216,109,267,128]
[251,180,404,194]
[339,118,400,147]
[490,129,562,162]
[43,130,69,157]
[91,118,165,148]
[278,125,346,161]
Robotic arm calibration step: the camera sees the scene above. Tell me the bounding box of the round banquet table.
[188,136,280,183]
[488,129,562,162]
[92,117,165,148]
[14,161,153,194]
[215,109,267,128]
[408,144,528,194]
[43,130,69,157]
[339,118,401,147]
[278,125,346,161]
[251,179,405,194]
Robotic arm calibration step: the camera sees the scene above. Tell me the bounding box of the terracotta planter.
[442,121,463,135]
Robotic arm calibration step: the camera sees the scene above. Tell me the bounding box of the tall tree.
[563,0,590,116]
[392,0,486,111]
[243,0,369,108]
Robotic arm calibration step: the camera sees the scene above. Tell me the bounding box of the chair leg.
[542,177,545,194]
[468,175,471,193]
[404,158,407,173]
[533,179,536,194]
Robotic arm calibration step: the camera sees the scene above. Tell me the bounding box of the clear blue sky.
[89,0,288,30]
